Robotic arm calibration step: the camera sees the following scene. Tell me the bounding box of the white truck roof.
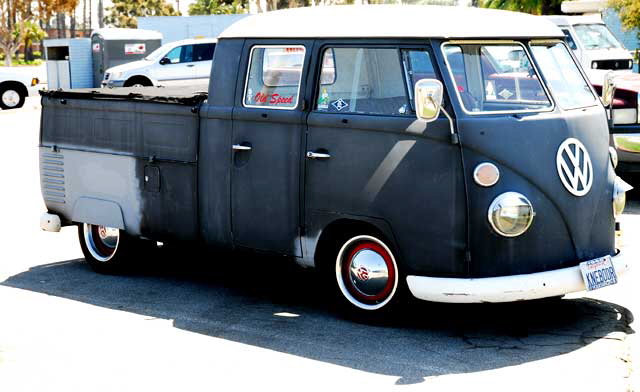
[219,5,564,39]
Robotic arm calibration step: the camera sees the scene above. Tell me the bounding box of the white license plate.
[579,255,618,291]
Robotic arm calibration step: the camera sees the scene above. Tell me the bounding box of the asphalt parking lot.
[1,98,639,391]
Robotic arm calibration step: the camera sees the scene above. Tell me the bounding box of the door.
[151,44,197,86]
[305,44,467,277]
[230,42,312,255]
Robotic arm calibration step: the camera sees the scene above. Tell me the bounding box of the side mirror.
[159,57,170,65]
[602,71,616,107]
[415,79,443,122]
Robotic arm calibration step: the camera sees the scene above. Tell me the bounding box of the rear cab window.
[315,46,439,116]
[243,45,305,109]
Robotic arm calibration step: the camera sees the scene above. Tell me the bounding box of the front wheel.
[0,86,25,110]
[331,234,404,317]
[78,223,141,274]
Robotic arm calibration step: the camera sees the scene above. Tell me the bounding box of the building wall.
[138,15,249,44]
[603,8,639,51]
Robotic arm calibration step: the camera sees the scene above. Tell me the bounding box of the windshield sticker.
[331,98,349,111]
[254,92,294,105]
[498,89,514,100]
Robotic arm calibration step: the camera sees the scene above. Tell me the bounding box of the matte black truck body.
[39,5,632,311]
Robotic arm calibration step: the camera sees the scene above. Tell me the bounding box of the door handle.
[232,144,252,151]
[187,64,195,67]
[306,151,331,160]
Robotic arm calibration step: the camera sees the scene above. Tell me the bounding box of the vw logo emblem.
[556,138,593,197]
[355,266,370,282]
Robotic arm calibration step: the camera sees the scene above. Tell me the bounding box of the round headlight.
[488,192,535,237]
[613,176,633,218]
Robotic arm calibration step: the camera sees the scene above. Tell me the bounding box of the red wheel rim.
[341,241,396,305]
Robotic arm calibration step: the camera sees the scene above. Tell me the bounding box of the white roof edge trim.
[219,5,564,39]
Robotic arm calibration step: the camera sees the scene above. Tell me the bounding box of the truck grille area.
[41,152,66,204]
[593,59,633,70]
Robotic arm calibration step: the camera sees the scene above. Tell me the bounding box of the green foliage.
[610,0,640,32]
[24,20,47,47]
[104,0,181,28]
[480,0,562,15]
[188,0,247,15]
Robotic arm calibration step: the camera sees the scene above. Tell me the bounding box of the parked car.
[39,5,632,316]
[101,38,217,88]
[548,15,640,173]
[0,66,45,110]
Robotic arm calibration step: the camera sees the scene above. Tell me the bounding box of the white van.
[547,15,633,85]
[101,38,217,88]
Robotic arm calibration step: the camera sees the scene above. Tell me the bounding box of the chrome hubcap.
[348,249,389,296]
[335,235,398,311]
[1,90,19,107]
[83,224,119,262]
[132,84,144,88]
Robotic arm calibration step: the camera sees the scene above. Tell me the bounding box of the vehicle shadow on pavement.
[1,249,634,385]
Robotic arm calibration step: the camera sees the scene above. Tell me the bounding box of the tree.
[0,0,29,66]
[189,0,247,15]
[481,0,562,15]
[105,0,181,28]
[23,19,46,61]
[610,0,640,33]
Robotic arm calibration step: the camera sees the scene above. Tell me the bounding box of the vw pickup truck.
[39,5,632,316]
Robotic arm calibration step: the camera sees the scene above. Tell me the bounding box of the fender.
[71,197,125,230]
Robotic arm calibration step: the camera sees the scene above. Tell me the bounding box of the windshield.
[530,42,596,109]
[144,44,171,61]
[443,43,552,113]
[573,24,622,50]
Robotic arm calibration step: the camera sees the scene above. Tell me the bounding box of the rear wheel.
[78,224,142,274]
[327,234,405,318]
[0,85,25,110]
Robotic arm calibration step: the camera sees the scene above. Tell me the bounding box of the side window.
[243,46,305,109]
[562,29,578,50]
[165,46,182,64]
[401,49,439,109]
[181,45,194,63]
[193,43,215,62]
[315,47,410,116]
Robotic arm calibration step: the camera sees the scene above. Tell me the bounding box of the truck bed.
[39,86,207,241]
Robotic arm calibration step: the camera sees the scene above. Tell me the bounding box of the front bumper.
[101,80,126,88]
[406,250,631,303]
[28,83,46,97]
